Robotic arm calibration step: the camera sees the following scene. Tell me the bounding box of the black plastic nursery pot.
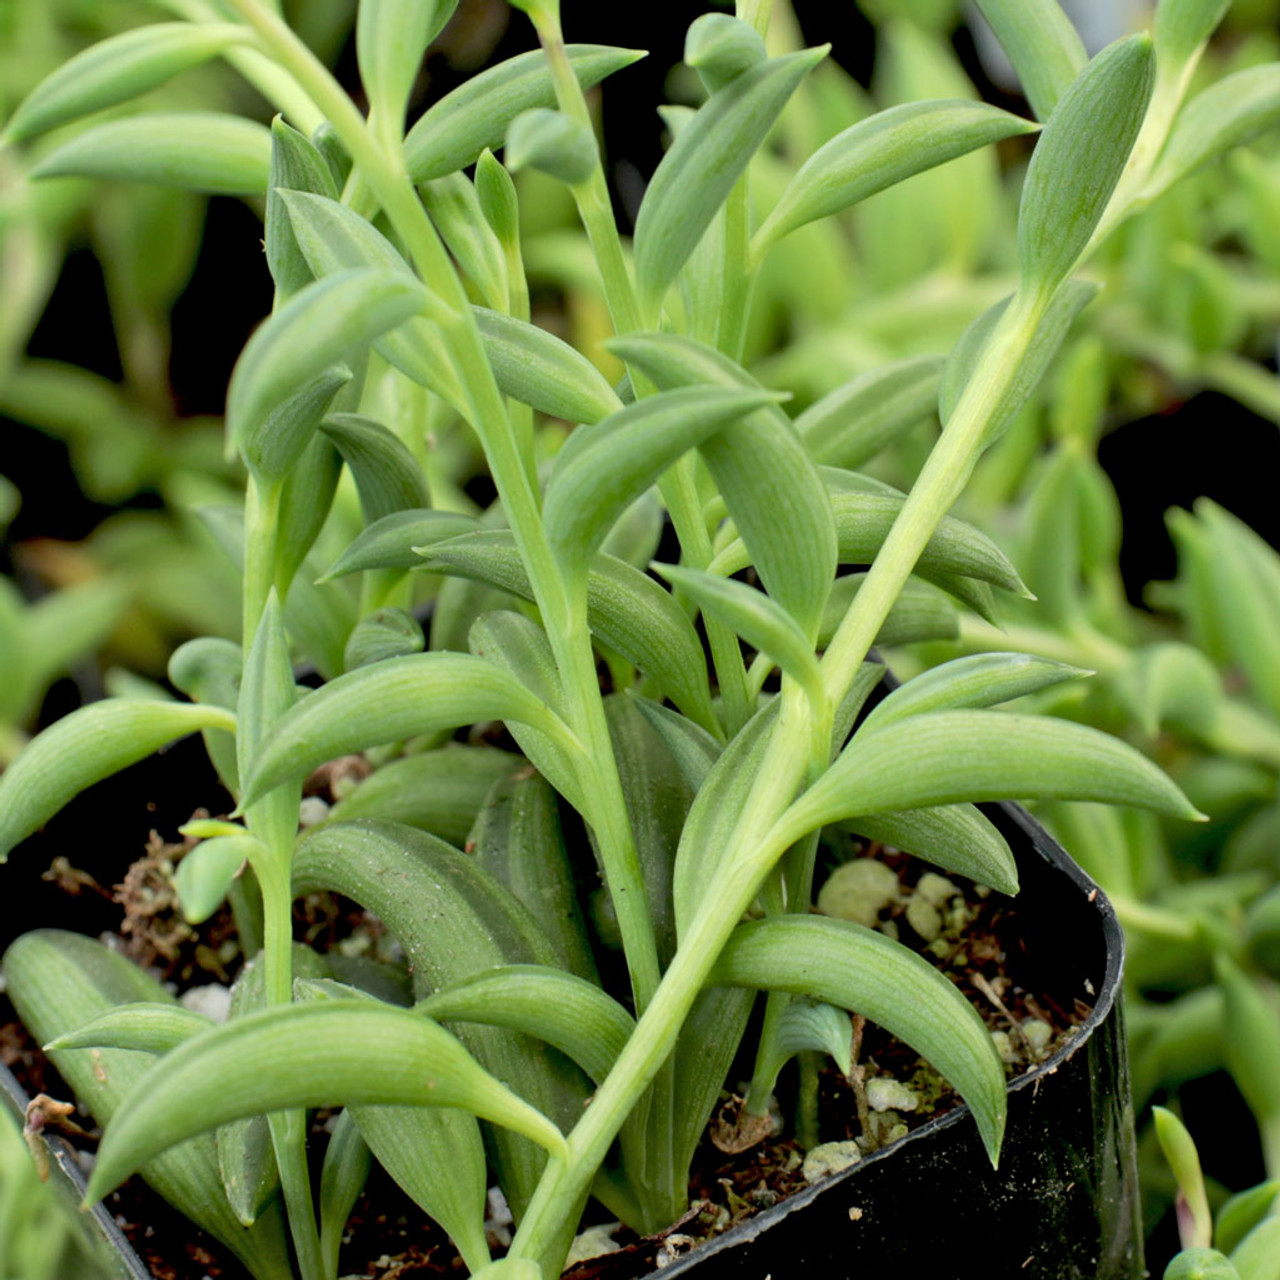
[0,732,1140,1280]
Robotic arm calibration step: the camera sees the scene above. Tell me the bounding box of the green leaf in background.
[633,47,827,314]
[238,366,351,487]
[754,99,1037,255]
[320,413,430,521]
[31,114,272,196]
[751,998,853,1099]
[544,386,781,575]
[357,0,453,129]
[473,307,622,424]
[84,1001,569,1207]
[1214,954,1280,1170]
[710,915,1006,1163]
[1164,1249,1241,1280]
[1017,35,1155,296]
[796,355,944,469]
[1154,1105,1213,1249]
[684,14,767,94]
[860,654,1088,736]
[1230,1220,1280,1280]
[321,508,479,579]
[3,23,254,144]
[505,108,598,185]
[971,0,1087,122]
[416,966,634,1084]
[226,269,429,473]
[318,1110,373,1280]
[781,711,1204,846]
[1153,0,1233,73]
[1216,1181,1280,1256]
[0,700,235,860]
[343,608,425,671]
[1146,65,1280,203]
[404,45,646,182]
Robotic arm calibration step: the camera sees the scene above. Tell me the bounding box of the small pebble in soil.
[801,1140,862,1183]
[904,896,942,942]
[565,1222,622,1267]
[1021,1018,1054,1058]
[298,796,331,827]
[991,1030,1018,1065]
[817,860,900,927]
[915,873,959,906]
[179,984,231,1022]
[865,1078,919,1113]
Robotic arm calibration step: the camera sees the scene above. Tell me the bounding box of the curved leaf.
[321,508,479,579]
[227,269,429,473]
[422,174,508,310]
[0,700,235,860]
[85,1001,568,1205]
[417,965,634,1084]
[320,413,430,520]
[971,0,1086,121]
[31,113,271,195]
[240,652,577,809]
[782,710,1204,846]
[474,307,622,424]
[633,47,826,311]
[266,116,339,300]
[1017,35,1155,295]
[710,915,1006,1162]
[4,23,253,144]
[404,45,645,182]
[44,1002,212,1054]
[859,653,1089,736]
[755,99,1036,253]
[419,530,717,733]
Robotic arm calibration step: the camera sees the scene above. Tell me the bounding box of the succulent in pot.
[2,0,1259,1277]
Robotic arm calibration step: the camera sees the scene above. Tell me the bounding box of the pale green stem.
[717,175,753,362]
[1110,895,1199,942]
[226,0,663,1014]
[509,688,813,1271]
[820,289,1049,706]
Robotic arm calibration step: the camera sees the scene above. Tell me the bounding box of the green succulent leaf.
[633,47,826,313]
[653,563,822,707]
[971,0,1087,121]
[1215,954,1280,1129]
[1,931,293,1278]
[781,711,1204,846]
[420,173,508,310]
[473,307,622,424]
[240,652,577,809]
[1216,1181,1280,1256]
[755,99,1037,254]
[859,654,1089,736]
[265,117,338,300]
[404,45,645,182]
[1147,65,1280,205]
[321,508,478,579]
[1165,1249,1241,1280]
[0,700,235,861]
[1017,35,1155,296]
[685,14,766,94]
[416,966,634,1084]
[505,108,598,184]
[1154,1106,1213,1249]
[711,915,1006,1163]
[174,835,263,924]
[4,23,254,144]
[318,1111,374,1280]
[1154,0,1232,72]
[754,999,853,1095]
[320,413,430,521]
[85,1001,568,1206]
[343,608,425,671]
[358,0,451,127]
[1229,1217,1280,1280]
[609,333,836,638]
[849,806,1018,896]
[544,386,781,576]
[44,1003,211,1055]
[31,113,272,195]
[796,356,945,469]
[227,269,429,475]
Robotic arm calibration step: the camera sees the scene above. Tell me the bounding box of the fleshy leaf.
[404,45,645,181]
[633,47,826,313]
[710,916,1006,1163]
[971,0,1087,121]
[1016,35,1155,295]
[358,0,448,128]
[0,700,235,860]
[755,99,1037,253]
[31,113,271,195]
[322,509,479,579]
[174,834,262,924]
[85,1001,568,1205]
[4,23,253,144]
[421,173,508,310]
[416,965,634,1084]
[44,1003,212,1055]
[321,413,430,521]
[240,652,577,809]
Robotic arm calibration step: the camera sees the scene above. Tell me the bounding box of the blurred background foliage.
[3,0,1280,1272]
